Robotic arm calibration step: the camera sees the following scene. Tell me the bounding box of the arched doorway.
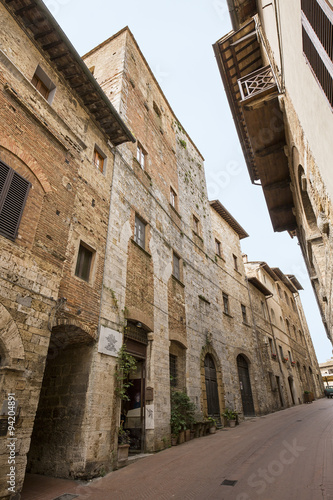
[237,354,255,416]
[204,354,220,419]
[122,321,149,453]
[288,376,295,405]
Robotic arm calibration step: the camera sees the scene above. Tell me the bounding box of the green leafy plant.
[207,416,217,426]
[170,390,195,436]
[115,345,137,401]
[118,423,131,445]
[222,408,238,421]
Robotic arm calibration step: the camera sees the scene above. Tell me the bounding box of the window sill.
[131,238,151,257]
[242,321,252,328]
[192,230,203,242]
[171,274,185,288]
[169,203,181,218]
[223,312,233,319]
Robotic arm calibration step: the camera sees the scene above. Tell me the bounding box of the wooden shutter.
[0,161,31,240]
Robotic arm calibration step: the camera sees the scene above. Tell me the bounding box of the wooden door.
[237,355,255,416]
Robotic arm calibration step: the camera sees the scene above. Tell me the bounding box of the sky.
[48,0,332,363]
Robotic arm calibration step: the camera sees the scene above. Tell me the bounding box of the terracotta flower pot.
[228,419,236,428]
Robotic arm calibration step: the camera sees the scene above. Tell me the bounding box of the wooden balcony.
[214,19,297,233]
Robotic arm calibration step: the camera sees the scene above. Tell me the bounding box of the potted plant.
[271,353,277,360]
[282,357,288,363]
[117,423,131,463]
[303,390,312,404]
[222,408,238,427]
[291,361,296,366]
[207,416,217,434]
[170,390,195,445]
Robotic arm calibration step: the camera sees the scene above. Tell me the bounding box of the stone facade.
[0,3,323,500]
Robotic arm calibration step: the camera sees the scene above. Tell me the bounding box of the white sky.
[48,0,332,363]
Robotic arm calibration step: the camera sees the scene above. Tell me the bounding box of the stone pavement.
[21,399,333,500]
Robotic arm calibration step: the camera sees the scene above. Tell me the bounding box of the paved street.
[22,398,333,500]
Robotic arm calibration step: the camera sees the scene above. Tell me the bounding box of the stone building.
[0,1,323,498]
[0,0,134,496]
[214,0,333,346]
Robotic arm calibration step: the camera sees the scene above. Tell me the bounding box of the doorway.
[204,354,220,420]
[288,376,295,405]
[237,354,255,416]
[123,323,148,453]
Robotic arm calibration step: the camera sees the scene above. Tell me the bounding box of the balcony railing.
[238,65,277,101]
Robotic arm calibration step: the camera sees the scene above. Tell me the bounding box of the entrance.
[123,323,148,453]
[204,354,220,419]
[288,376,295,405]
[237,354,255,416]
[276,375,284,407]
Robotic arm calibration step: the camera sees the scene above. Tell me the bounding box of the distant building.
[214,0,333,346]
[319,358,333,388]
[0,1,323,498]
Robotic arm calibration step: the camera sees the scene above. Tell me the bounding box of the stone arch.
[0,138,52,193]
[0,303,25,363]
[200,345,224,419]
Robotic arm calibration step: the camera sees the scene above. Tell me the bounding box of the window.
[169,354,177,387]
[301,0,333,109]
[279,345,284,360]
[173,252,180,280]
[134,215,146,249]
[215,239,221,257]
[270,308,276,324]
[277,284,282,298]
[286,319,290,335]
[193,214,199,234]
[93,147,106,173]
[170,187,177,209]
[233,254,238,271]
[269,337,274,355]
[293,325,297,340]
[261,301,267,319]
[284,291,289,306]
[299,330,304,345]
[136,143,146,169]
[288,350,292,362]
[0,161,31,241]
[241,304,247,323]
[31,65,56,104]
[223,293,230,315]
[292,299,296,312]
[75,242,94,282]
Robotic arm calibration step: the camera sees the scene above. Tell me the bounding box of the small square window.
[75,242,94,282]
[170,187,177,209]
[215,239,221,257]
[31,65,56,104]
[233,254,238,271]
[241,304,247,323]
[223,293,229,315]
[93,148,106,173]
[193,215,199,234]
[134,215,146,249]
[136,143,146,169]
[173,252,180,280]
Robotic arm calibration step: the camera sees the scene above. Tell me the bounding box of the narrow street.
[22,398,333,500]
